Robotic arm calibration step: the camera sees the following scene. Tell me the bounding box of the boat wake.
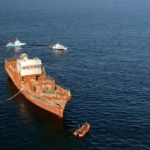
[30,44,49,47]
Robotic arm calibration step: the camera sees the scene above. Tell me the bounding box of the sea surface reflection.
[51,49,67,55]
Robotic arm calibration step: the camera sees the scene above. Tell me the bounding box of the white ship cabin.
[17,53,42,76]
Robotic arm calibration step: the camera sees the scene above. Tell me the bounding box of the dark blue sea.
[0,0,150,149]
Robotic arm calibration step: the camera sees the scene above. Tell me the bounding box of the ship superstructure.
[17,54,42,76]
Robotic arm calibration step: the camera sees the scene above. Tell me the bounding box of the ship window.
[36,75,39,80]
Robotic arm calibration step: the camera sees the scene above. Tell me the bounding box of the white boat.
[51,43,67,50]
[7,39,26,47]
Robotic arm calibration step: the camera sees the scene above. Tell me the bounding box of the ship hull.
[52,48,67,51]
[7,45,22,47]
[7,44,26,47]
[5,66,70,118]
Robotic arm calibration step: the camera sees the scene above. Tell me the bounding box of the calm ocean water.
[0,0,150,149]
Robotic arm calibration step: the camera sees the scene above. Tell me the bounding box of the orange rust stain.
[5,58,71,118]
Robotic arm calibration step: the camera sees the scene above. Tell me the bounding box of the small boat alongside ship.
[51,43,67,50]
[73,123,90,137]
[5,53,71,118]
[7,39,26,47]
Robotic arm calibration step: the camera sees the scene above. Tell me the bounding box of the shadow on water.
[2,78,80,150]
[30,44,49,47]
[5,77,65,132]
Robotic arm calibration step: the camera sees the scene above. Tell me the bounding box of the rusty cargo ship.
[5,53,71,118]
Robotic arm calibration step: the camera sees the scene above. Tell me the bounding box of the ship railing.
[56,84,71,94]
[47,76,55,82]
[59,85,71,92]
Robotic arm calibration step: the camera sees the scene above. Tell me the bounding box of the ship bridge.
[17,53,42,76]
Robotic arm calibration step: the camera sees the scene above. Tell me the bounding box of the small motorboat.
[73,122,90,137]
[51,43,67,50]
[7,39,26,47]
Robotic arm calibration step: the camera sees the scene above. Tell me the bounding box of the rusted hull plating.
[5,59,71,118]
